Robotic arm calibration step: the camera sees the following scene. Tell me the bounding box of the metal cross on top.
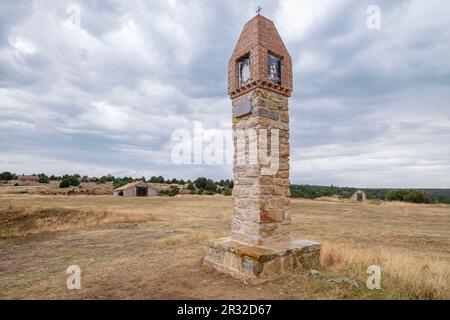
[256,6,262,15]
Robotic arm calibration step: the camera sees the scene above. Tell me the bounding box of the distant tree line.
[290,184,450,204]
[0,171,233,196]
[385,189,431,204]
[2,170,449,203]
[112,176,233,196]
[0,171,51,184]
[290,184,355,199]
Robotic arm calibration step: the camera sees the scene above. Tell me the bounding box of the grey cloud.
[0,0,449,187]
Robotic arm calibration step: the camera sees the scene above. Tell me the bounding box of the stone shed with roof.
[113,181,158,197]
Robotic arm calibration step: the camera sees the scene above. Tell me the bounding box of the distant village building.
[113,181,158,197]
[351,190,367,202]
[18,175,39,182]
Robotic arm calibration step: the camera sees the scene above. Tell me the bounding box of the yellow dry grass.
[0,181,113,196]
[321,242,450,299]
[0,205,153,237]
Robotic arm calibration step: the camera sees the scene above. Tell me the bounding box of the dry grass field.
[0,181,113,196]
[0,191,449,300]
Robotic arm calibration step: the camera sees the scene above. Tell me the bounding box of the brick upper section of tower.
[228,15,293,99]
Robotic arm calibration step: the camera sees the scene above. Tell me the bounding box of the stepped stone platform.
[203,237,321,284]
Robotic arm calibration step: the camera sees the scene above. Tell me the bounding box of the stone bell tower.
[203,14,320,284]
[228,13,292,246]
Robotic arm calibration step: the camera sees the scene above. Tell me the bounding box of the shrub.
[223,188,232,196]
[187,183,196,191]
[404,191,428,204]
[168,186,179,197]
[66,176,80,187]
[59,179,70,188]
[386,189,409,202]
[38,174,49,184]
[158,187,179,197]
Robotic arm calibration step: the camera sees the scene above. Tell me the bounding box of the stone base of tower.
[203,237,321,284]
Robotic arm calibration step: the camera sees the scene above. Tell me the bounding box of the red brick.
[228,15,293,99]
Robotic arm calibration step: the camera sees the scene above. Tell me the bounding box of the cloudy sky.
[1,0,449,188]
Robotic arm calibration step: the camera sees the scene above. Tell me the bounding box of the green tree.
[225,179,234,189]
[0,171,16,181]
[59,175,80,186]
[59,179,70,188]
[194,177,208,190]
[66,176,80,186]
[150,176,163,183]
[38,174,49,184]
[204,180,217,193]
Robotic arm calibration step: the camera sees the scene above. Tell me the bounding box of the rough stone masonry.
[203,14,321,284]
